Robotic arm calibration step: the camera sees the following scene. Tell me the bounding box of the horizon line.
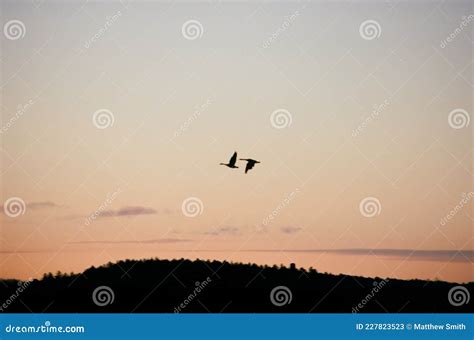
[184,248,473,263]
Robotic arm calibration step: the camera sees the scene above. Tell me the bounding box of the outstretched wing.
[229,152,238,166]
[245,161,255,173]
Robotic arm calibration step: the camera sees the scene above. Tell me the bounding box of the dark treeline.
[0,258,472,313]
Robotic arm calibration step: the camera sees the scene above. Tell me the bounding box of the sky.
[0,0,472,283]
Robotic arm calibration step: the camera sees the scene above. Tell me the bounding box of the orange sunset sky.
[0,0,472,283]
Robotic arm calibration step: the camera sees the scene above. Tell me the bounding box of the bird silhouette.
[220,152,239,169]
[240,158,260,174]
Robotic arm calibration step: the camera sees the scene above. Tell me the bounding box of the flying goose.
[240,158,260,174]
[220,152,239,169]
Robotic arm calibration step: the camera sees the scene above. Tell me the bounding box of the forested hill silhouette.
[1,258,472,313]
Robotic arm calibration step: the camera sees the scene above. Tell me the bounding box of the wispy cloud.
[99,206,157,217]
[205,226,240,236]
[246,249,474,263]
[281,226,302,234]
[0,249,51,254]
[1,201,60,214]
[27,201,60,209]
[70,238,191,244]
[61,207,174,222]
